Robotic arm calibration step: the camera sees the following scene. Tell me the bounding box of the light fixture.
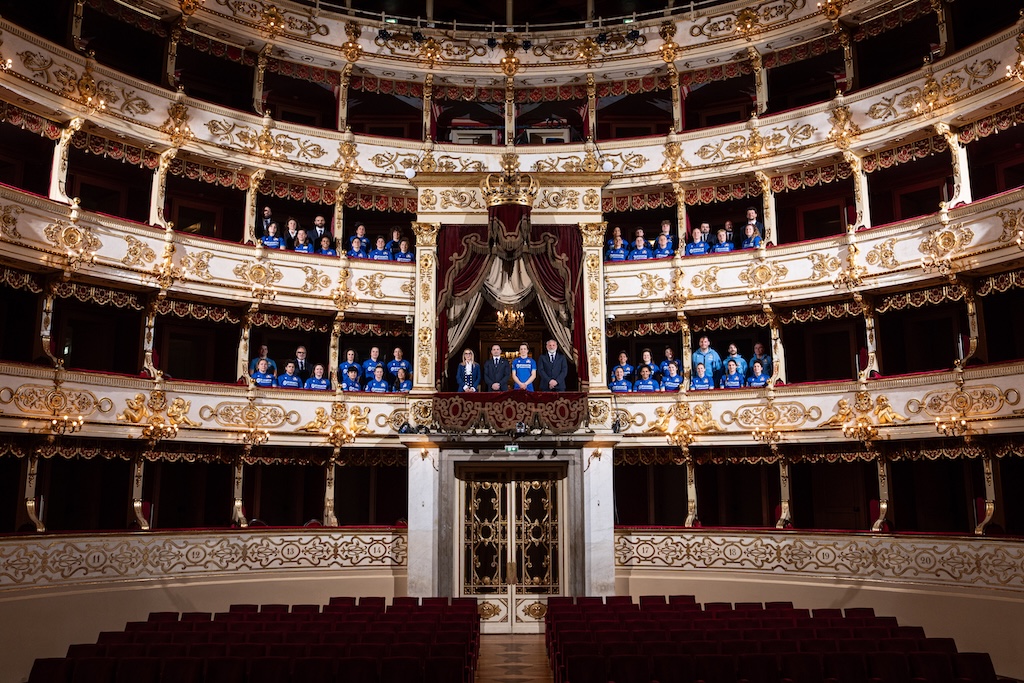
[842,417,878,447]
[668,425,694,447]
[141,421,179,443]
[817,0,845,23]
[258,4,286,38]
[327,423,354,447]
[404,167,416,180]
[50,413,85,436]
[1008,31,1024,83]
[935,415,970,439]
[496,308,525,339]
[752,425,782,446]
[601,158,614,172]
[241,425,270,447]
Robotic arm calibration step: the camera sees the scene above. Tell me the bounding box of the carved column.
[338,64,353,131]
[679,313,693,385]
[931,0,949,57]
[411,222,441,391]
[323,448,339,527]
[958,279,985,365]
[238,303,258,383]
[749,47,767,115]
[580,222,608,390]
[142,297,160,378]
[859,295,881,378]
[776,456,793,529]
[763,304,786,385]
[422,73,434,142]
[586,73,597,140]
[935,123,972,206]
[754,170,776,244]
[975,456,1001,535]
[149,149,177,227]
[407,441,440,596]
[682,449,699,527]
[232,453,248,528]
[582,442,616,596]
[328,312,344,388]
[844,150,871,229]
[130,454,150,530]
[40,280,61,367]
[244,169,267,245]
[71,0,86,51]
[253,44,271,114]
[839,27,855,91]
[22,453,45,532]
[668,68,682,134]
[504,76,515,145]
[872,455,893,532]
[49,118,85,203]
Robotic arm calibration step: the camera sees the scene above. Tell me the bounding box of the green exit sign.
[505,444,519,454]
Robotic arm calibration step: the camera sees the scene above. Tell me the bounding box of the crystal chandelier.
[496,308,525,339]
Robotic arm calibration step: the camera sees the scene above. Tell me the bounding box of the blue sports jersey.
[294,243,314,254]
[711,242,734,253]
[512,357,536,391]
[747,373,769,388]
[606,247,628,261]
[609,378,632,392]
[347,249,367,259]
[251,371,275,388]
[341,378,362,392]
[319,248,337,256]
[654,247,674,259]
[261,236,284,249]
[366,378,390,393]
[339,361,360,377]
[394,251,415,263]
[612,363,634,380]
[369,249,391,261]
[276,373,302,388]
[362,359,383,379]
[661,374,683,391]
[395,379,412,392]
[690,375,712,390]
[633,378,659,392]
[724,355,748,376]
[388,359,411,378]
[720,372,745,389]
[685,241,710,256]
[304,376,330,390]
[628,247,654,260]
[742,235,762,249]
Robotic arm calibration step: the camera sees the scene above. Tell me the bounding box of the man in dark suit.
[538,339,568,392]
[310,214,333,249]
[293,345,312,383]
[258,205,274,239]
[482,343,511,391]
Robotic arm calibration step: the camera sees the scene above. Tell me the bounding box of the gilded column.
[682,449,699,527]
[975,456,1001,535]
[149,148,177,227]
[777,455,792,528]
[859,295,881,378]
[411,222,441,392]
[338,64,353,131]
[580,222,609,390]
[328,312,344,388]
[131,453,150,530]
[71,0,86,52]
[839,27,855,91]
[244,169,267,245]
[22,453,45,532]
[754,170,775,244]
[586,73,597,140]
[238,303,258,383]
[931,0,949,57]
[253,44,270,114]
[49,118,84,203]
[843,150,871,229]
[423,74,434,142]
[504,76,515,145]
[749,47,767,116]
[338,23,361,131]
[142,297,160,378]
[324,448,339,527]
[872,455,893,532]
[935,123,972,206]
[763,304,786,385]
[231,453,248,528]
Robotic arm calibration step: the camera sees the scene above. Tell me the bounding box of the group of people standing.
[605,220,677,262]
[605,208,766,262]
[456,340,568,392]
[247,344,413,393]
[608,338,773,392]
[608,347,685,393]
[257,207,414,262]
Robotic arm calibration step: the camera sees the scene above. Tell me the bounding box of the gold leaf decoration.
[301,266,331,293]
[122,235,157,267]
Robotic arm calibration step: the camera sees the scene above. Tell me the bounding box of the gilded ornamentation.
[477,601,500,619]
[400,280,415,297]
[907,385,1020,418]
[659,21,680,63]
[588,399,610,426]
[198,401,300,429]
[44,215,102,277]
[664,266,689,309]
[661,137,690,181]
[580,223,607,250]
[919,223,973,275]
[411,222,441,248]
[481,150,538,207]
[583,189,601,211]
[179,249,213,280]
[536,190,580,210]
[340,22,362,63]
[122,235,156,267]
[808,253,841,281]
[441,189,484,210]
[534,151,647,174]
[419,189,437,211]
[610,408,645,433]
[696,123,816,162]
[375,408,410,433]
[417,327,433,381]
[866,59,998,120]
[637,273,667,299]
[586,326,603,379]
[691,266,721,293]
[233,260,284,291]
[117,390,200,430]
[179,0,205,16]
[874,396,908,424]
[331,265,357,311]
[373,29,485,64]
[533,31,646,63]
[0,383,112,418]
[827,102,860,149]
[117,393,150,423]
[524,602,548,619]
[687,0,804,39]
[356,273,386,299]
[820,398,855,428]
[419,253,435,303]
[722,400,822,429]
[645,402,721,444]
[167,397,201,427]
[409,399,433,427]
[585,254,601,302]
[333,130,360,184]
[863,238,899,269]
[300,266,331,293]
[205,117,327,160]
[0,203,25,240]
[604,279,618,297]
[740,261,788,299]
[996,208,1024,245]
[212,0,329,37]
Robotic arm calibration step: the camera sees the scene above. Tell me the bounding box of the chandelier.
[241,425,270,447]
[496,308,525,339]
[50,413,85,436]
[842,417,879,446]
[141,421,179,443]
[752,425,783,447]
[935,415,970,439]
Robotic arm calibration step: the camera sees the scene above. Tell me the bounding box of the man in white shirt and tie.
[482,344,511,392]
[294,345,311,383]
[538,339,568,392]
[311,214,333,249]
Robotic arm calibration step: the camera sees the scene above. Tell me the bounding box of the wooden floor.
[476,634,553,683]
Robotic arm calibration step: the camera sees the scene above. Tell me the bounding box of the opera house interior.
[1,0,1024,680]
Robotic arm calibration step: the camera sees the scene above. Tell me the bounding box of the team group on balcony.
[605,208,764,262]
[256,206,415,262]
[609,338,774,392]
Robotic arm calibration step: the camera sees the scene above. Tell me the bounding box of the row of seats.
[556,636,957,657]
[560,651,1005,683]
[68,642,470,659]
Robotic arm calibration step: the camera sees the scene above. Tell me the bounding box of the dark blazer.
[455,363,481,391]
[538,352,568,392]
[482,356,511,391]
[293,358,313,383]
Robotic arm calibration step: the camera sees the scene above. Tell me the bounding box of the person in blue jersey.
[339,348,360,379]
[723,343,748,377]
[261,222,285,250]
[385,227,404,256]
[628,235,653,260]
[346,235,367,259]
[251,359,275,388]
[512,342,536,391]
[275,361,302,389]
[352,223,370,251]
[692,336,722,383]
[606,226,622,250]
[661,361,683,391]
[394,238,415,263]
[304,364,330,391]
[743,206,765,243]
[606,235,628,262]
[612,351,634,382]
[749,342,773,380]
[387,347,411,382]
[393,367,412,393]
[720,359,745,389]
[341,366,362,392]
[293,228,315,254]
[635,227,651,248]
[633,365,659,392]
[609,367,632,393]
[742,223,762,250]
[638,348,659,381]
[690,363,713,391]
[366,365,390,393]
[456,348,481,391]
[369,236,392,261]
[686,227,710,256]
[248,345,278,376]
[362,347,384,386]
[659,347,678,379]
[653,234,674,259]
[711,228,734,253]
[658,219,674,251]
[317,235,337,256]
[747,360,770,388]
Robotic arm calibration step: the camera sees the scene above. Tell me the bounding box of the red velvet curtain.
[436,224,491,382]
[525,224,586,382]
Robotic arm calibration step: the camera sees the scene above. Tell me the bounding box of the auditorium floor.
[476,634,553,683]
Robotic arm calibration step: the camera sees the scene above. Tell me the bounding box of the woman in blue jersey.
[742,223,762,249]
[346,235,367,259]
[251,359,275,388]
[611,351,634,382]
[369,236,392,261]
[304,364,330,390]
[366,365,390,393]
[394,238,415,263]
[609,367,632,392]
[633,365,659,392]
[690,363,712,391]
[341,366,362,392]
[339,348,360,379]
[394,367,412,393]
[512,343,536,391]
[293,228,314,254]
[275,361,302,388]
[711,229,734,253]
[747,360,770,388]
[317,235,337,256]
[660,361,683,391]
[720,359,745,389]
[261,222,285,250]
[685,227,710,256]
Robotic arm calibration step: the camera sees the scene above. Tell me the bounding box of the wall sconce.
[935,415,970,439]
[141,421,179,443]
[1008,31,1024,83]
[241,425,270,447]
[50,413,85,436]
[842,417,879,448]
[752,425,782,447]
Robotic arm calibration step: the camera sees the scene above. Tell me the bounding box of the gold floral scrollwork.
[586,326,603,379]
[664,266,689,309]
[300,266,331,293]
[199,400,299,428]
[605,279,619,298]
[0,203,24,240]
[808,253,841,281]
[417,327,433,380]
[740,261,788,300]
[122,235,157,267]
[588,399,610,426]
[419,253,435,302]
[996,208,1024,245]
[375,408,410,432]
[419,189,437,211]
[610,408,645,433]
[333,132,361,183]
[696,124,815,163]
[583,189,601,212]
[580,223,606,250]
[179,249,213,280]
[341,22,362,62]
[331,266,357,311]
[827,103,860,150]
[691,266,721,293]
[44,217,102,276]
[537,190,580,210]
[661,137,690,181]
[400,280,414,297]
[906,385,1020,418]
[585,253,601,301]
[865,238,900,269]
[206,117,328,160]
[478,601,500,619]
[440,190,484,210]
[160,95,194,147]
[524,602,547,619]
[233,260,283,290]
[722,400,822,429]
[409,399,433,427]
[356,272,386,299]
[0,383,112,418]
[920,223,973,276]
[411,222,441,248]
[637,273,667,299]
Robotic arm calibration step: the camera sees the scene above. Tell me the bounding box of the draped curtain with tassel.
[435,204,587,385]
